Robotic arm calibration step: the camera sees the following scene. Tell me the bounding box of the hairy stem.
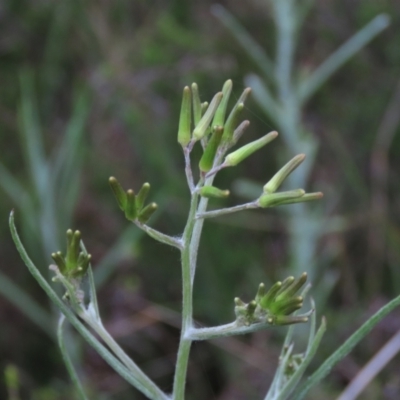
[173,167,217,399]
[135,222,183,250]
[197,201,258,219]
[172,192,199,400]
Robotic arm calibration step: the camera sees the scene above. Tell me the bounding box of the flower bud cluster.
[109,177,157,223]
[51,230,91,279]
[234,273,311,326]
[257,154,323,208]
[178,80,283,200]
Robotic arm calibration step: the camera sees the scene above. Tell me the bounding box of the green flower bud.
[51,251,66,274]
[193,92,223,141]
[277,276,295,294]
[212,79,232,128]
[199,185,230,198]
[221,87,251,144]
[199,126,224,172]
[234,297,246,307]
[271,296,303,315]
[224,131,278,167]
[52,230,92,279]
[66,230,81,270]
[72,252,92,278]
[258,189,305,208]
[201,102,209,115]
[276,273,308,302]
[247,300,257,315]
[255,282,266,302]
[263,154,306,193]
[259,281,282,309]
[275,192,324,206]
[236,87,252,104]
[231,120,250,146]
[234,274,310,327]
[191,83,202,126]
[125,189,137,221]
[136,182,151,211]
[178,86,192,147]
[221,103,244,143]
[109,176,127,211]
[138,202,158,223]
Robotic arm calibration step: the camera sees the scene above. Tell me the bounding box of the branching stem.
[196,201,259,219]
[135,221,183,250]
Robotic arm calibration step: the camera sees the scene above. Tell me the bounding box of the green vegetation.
[2,1,400,398]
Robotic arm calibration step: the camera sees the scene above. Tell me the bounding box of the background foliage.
[1,0,400,399]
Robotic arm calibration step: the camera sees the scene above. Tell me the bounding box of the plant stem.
[184,146,195,192]
[172,192,199,400]
[58,315,88,400]
[186,321,275,340]
[173,170,217,399]
[196,201,258,219]
[135,221,183,250]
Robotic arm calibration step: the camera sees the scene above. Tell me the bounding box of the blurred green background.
[1,0,400,399]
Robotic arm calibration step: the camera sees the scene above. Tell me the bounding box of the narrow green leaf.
[193,92,223,140]
[294,295,400,400]
[199,126,224,173]
[212,79,233,127]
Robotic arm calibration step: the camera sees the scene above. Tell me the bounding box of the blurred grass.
[1,0,400,398]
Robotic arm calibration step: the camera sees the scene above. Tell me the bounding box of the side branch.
[186,321,275,341]
[135,221,183,250]
[196,201,258,219]
[184,146,195,192]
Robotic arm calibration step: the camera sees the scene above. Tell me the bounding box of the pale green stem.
[172,192,199,400]
[135,221,183,250]
[184,146,195,192]
[173,166,217,399]
[57,315,88,400]
[186,321,274,340]
[196,201,258,219]
[188,175,216,285]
